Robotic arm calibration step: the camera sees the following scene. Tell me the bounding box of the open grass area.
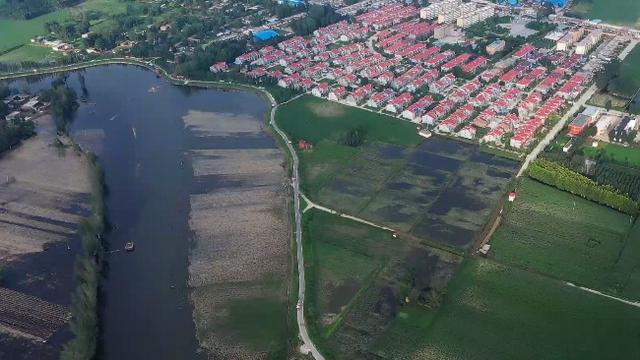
[390,258,640,360]
[567,0,640,28]
[491,178,638,298]
[277,97,519,249]
[302,210,461,359]
[0,44,61,63]
[582,141,640,168]
[0,0,127,53]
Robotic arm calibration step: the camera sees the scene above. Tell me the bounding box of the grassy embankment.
[276,96,519,250]
[567,0,640,28]
[0,0,127,60]
[491,178,640,299]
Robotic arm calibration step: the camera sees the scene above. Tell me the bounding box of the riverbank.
[2,63,320,359]
[0,113,92,359]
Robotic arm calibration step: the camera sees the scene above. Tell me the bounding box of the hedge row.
[528,159,639,215]
[60,153,106,360]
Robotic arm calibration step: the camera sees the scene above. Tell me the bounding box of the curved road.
[265,93,325,360]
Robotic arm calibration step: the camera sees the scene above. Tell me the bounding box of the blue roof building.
[254,29,279,41]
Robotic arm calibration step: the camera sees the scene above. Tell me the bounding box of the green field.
[0,44,61,63]
[583,141,640,168]
[491,178,639,298]
[379,258,640,360]
[568,0,640,28]
[277,96,519,249]
[303,210,461,358]
[0,0,127,53]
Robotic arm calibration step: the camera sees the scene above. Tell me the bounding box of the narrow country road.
[300,193,395,232]
[266,93,325,360]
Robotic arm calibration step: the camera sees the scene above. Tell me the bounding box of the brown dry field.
[0,115,91,260]
[184,110,291,358]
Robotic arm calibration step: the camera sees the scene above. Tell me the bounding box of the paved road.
[516,84,598,177]
[266,94,325,360]
[517,39,638,177]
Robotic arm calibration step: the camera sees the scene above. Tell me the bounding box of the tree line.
[528,158,639,214]
[60,152,106,360]
[40,77,78,133]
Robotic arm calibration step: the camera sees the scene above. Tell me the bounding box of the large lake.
[8,65,285,359]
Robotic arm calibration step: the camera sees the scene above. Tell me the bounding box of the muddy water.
[9,65,272,359]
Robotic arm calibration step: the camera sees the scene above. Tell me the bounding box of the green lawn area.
[276,95,422,147]
[490,178,638,298]
[0,0,127,53]
[0,44,61,63]
[583,141,640,168]
[568,0,640,28]
[395,258,640,360]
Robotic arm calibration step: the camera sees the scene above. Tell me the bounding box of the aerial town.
[1,0,640,359]
[217,0,638,152]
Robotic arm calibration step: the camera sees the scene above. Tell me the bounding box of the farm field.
[276,96,519,249]
[302,210,461,359]
[0,44,61,63]
[490,178,638,298]
[582,141,640,168]
[379,258,640,360]
[567,0,640,29]
[0,0,127,54]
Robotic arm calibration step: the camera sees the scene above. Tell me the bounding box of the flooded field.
[3,65,290,359]
[316,137,519,248]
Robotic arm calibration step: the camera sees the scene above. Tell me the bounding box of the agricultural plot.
[490,178,638,298]
[277,97,519,249]
[378,258,640,360]
[303,210,461,359]
[0,0,127,54]
[568,0,640,29]
[0,44,61,63]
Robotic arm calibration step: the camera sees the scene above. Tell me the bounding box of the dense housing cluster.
[215,1,626,152]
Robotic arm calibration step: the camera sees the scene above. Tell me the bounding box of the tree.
[605,99,612,111]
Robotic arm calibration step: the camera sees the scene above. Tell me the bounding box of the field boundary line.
[565,282,640,308]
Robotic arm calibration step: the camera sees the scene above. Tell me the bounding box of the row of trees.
[528,159,639,214]
[60,153,106,360]
[545,151,640,202]
[40,77,78,133]
[1,0,53,19]
[291,5,343,36]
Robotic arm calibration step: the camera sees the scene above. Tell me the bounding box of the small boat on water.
[124,242,135,252]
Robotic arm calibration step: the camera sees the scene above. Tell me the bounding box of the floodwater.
[8,65,271,359]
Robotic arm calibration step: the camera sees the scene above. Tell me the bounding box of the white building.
[575,30,603,55]
[456,6,494,29]
[420,0,462,20]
